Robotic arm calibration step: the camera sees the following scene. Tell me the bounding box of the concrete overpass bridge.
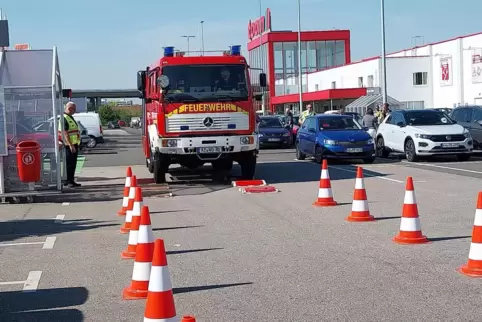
[71,89,141,110]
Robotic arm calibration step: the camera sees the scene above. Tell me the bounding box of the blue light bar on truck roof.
[164,47,175,57]
[230,45,241,56]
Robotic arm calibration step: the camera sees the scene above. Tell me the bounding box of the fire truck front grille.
[166,113,249,132]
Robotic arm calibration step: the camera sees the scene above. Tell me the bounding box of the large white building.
[275,31,482,113]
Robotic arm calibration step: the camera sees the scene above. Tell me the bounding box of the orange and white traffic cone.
[143,239,177,321]
[346,167,374,222]
[457,192,482,277]
[181,316,196,322]
[121,207,142,259]
[122,206,155,300]
[393,176,429,244]
[117,167,133,216]
[313,159,337,207]
[120,184,142,234]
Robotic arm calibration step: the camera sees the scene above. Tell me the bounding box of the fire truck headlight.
[162,139,179,147]
[240,136,253,145]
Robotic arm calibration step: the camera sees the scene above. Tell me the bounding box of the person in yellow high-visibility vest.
[58,102,81,187]
[298,104,316,126]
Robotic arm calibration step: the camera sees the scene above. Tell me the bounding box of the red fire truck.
[137,45,266,183]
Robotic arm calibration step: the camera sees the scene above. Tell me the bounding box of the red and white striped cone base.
[313,160,337,207]
[393,177,429,244]
[458,192,482,277]
[346,167,374,222]
[123,206,155,299]
[121,213,141,259]
[120,183,140,234]
[143,239,177,322]
[117,167,133,216]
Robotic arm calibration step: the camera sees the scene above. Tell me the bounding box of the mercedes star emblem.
[203,117,214,127]
[446,136,451,141]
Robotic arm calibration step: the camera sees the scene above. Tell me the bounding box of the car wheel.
[376,137,390,158]
[456,154,471,162]
[314,145,324,164]
[87,136,97,148]
[404,139,418,162]
[296,141,306,160]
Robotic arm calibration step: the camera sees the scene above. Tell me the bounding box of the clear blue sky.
[2,0,480,89]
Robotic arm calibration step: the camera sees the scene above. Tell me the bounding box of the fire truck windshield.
[162,64,249,102]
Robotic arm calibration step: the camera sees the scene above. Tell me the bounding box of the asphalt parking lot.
[1,128,482,321]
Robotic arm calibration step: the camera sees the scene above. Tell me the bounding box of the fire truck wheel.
[147,158,154,173]
[240,155,256,180]
[153,158,167,184]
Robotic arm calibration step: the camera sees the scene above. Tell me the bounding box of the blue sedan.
[296,114,376,163]
[258,116,292,148]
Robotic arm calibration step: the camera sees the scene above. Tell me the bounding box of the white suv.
[375,109,473,162]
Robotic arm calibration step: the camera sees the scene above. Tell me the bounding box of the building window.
[307,41,317,72]
[335,40,345,66]
[367,75,374,87]
[316,41,327,69]
[413,72,428,86]
[325,41,335,68]
[358,77,364,88]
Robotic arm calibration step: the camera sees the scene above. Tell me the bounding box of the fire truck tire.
[153,152,168,184]
[153,161,167,184]
[147,158,154,173]
[240,155,256,180]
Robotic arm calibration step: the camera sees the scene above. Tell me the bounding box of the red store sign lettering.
[248,8,272,40]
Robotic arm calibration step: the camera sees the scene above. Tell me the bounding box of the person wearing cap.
[298,104,316,126]
[58,102,81,187]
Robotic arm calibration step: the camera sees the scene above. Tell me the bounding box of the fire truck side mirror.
[259,73,267,88]
[137,71,146,98]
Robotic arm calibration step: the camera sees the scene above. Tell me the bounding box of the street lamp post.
[181,35,195,56]
[297,0,303,113]
[200,21,205,55]
[380,0,388,105]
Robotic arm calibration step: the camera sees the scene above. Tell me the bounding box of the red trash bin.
[16,140,42,183]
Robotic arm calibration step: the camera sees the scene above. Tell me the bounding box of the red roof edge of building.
[270,88,367,105]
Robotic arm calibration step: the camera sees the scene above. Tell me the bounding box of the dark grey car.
[449,106,482,149]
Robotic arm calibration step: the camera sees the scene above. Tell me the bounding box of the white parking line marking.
[0,241,45,247]
[23,271,42,292]
[54,215,65,223]
[0,271,42,292]
[403,161,482,174]
[329,165,404,183]
[62,202,70,206]
[0,280,26,286]
[0,236,56,249]
[42,237,56,249]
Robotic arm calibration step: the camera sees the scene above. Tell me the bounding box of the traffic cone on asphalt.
[118,175,137,217]
[121,211,141,259]
[181,316,196,322]
[313,159,337,207]
[393,176,429,244]
[346,167,374,222]
[117,167,133,216]
[120,186,142,234]
[457,192,482,277]
[143,239,177,321]
[122,206,155,300]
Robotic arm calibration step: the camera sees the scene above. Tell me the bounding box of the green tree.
[98,104,119,125]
